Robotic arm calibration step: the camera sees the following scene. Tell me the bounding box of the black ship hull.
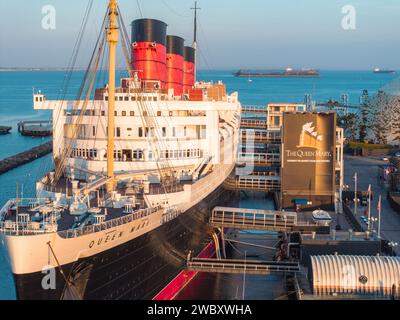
[13,186,235,300]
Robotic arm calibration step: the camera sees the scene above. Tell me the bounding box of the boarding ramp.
[223,175,280,192]
[210,206,322,233]
[187,257,301,275]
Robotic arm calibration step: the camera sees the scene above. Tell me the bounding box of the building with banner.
[281,112,343,210]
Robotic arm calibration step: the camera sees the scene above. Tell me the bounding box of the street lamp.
[389,241,399,247]
[370,217,378,233]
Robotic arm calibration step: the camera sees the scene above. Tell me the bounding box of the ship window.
[122,149,132,161]
[130,111,134,116]
[119,96,123,101]
[187,149,190,157]
[143,96,147,101]
[92,126,96,136]
[116,127,121,137]
[137,96,142,101]
[162,127,166,137]
[145,127,149,137]
[138,127,143,137]
[172,127,176,137]
[184,126,187,136]
[274,117,280,126]
[148,151,153,160]
[124,96,129,101]
[169,111,173,116]
[143,111,148,116]
[101,111,105,116]
[105,96,108,101]
[133,150,143,159]
[114,111,118,116]
[274,106,280,112]
[157,111,161,116]
[153,97,157,101]
[122,111,126,116]
[127,128,132,131]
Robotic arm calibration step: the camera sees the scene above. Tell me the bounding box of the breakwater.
[0,141,52,175]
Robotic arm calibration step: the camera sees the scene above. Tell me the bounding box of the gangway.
[241,105,267,114]
[223,175,280,192]
[241,129,281,144]
[237,152,280,166]
[187,257,301,275]
[241,119,267,129]
[210,206,321,232]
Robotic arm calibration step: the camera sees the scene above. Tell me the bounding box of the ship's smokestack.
[131,19,167,87]
[166,35,184,96]
[183,46,195,94]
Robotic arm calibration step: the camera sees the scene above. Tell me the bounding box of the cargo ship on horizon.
[0,0,240,300]
[373,68,396,74]
[234,68,319,78]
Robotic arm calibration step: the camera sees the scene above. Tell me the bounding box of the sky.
[0,0,399,70]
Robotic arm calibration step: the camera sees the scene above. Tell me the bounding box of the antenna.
[190,1,201,82]
[191,1,200,48]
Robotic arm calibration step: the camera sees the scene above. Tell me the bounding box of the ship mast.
[191,1,200,82]
[106,0,118,192]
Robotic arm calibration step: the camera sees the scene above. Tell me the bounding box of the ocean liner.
[0,0,241,299]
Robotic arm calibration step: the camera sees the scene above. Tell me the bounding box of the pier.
[0,141,52,175]
[17,120,52,137]
[0,126,12,134]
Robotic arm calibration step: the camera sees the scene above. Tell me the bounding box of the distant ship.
[234,68,319,78]
[373,68,396,74]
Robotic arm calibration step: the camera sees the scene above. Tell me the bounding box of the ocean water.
[0,69,397,299]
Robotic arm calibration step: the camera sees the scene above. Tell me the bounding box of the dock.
[0,126,12,134]
[17,120,52,137]
[0,141,52,175]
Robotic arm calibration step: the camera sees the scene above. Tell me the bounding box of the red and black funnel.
[183,46,195,94]
[131,18,167,86]
[166,35,184,96]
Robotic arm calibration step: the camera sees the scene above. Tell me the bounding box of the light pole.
[354,173,358,215]
[242,250,247,300]
[370,217,378,234]
[367,184,372,232]
[377,194,382,238]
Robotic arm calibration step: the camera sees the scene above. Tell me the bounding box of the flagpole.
[378,194,381,239]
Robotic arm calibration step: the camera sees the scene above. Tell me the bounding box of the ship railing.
[0,198,51,220]
[57,205,163,239]
[0,221,57,236]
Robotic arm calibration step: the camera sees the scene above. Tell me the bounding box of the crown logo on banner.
[297,122,323,149]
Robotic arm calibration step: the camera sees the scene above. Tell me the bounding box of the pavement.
[344,155,400,255]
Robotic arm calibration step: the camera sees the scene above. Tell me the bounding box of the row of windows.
[104,95,160,102]
[70,148,202,161]
[71,148,98,158]
[80,125,200,139]
[65,110,205,117]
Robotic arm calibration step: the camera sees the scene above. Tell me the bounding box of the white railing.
[0,198,50,219]
[58,205,163,239]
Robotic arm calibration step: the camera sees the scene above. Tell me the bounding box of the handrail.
[58,205,162,238]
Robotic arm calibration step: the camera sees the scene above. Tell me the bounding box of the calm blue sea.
[0,69,398,299]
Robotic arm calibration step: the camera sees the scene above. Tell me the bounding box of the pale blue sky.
[0,0,399,69]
